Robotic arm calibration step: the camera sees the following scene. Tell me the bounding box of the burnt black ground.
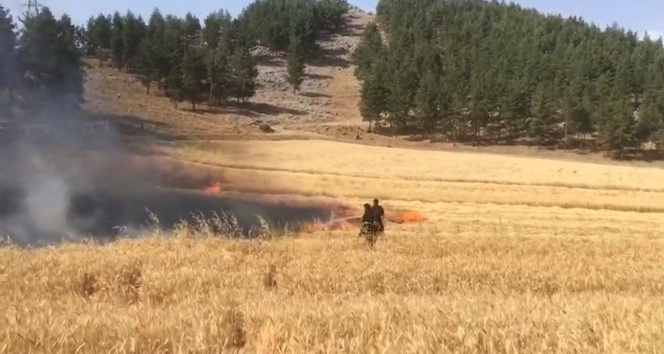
[0,184,335,246]
[0,123,345,247]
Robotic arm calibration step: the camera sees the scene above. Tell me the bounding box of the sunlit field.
[3,139,664,353]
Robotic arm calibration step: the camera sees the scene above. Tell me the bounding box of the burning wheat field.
[0,145,358,246]
[4,138,664,353]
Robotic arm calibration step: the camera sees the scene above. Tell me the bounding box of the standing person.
[370,198,385,232]
[360,203,376,237]
[361,203,373,223]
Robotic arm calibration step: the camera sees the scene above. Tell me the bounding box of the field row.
[159,154,664,216]
[171,140,664,191]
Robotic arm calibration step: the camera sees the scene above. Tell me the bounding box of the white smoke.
[0,147,81,245]
[24,168,71,237]
[0,120,121,246]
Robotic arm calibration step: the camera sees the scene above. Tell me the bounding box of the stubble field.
[3,139,664,353]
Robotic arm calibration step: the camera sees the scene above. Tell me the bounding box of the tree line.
[84,0,349,109]
[0,5,86,117]
[353,0,664,156]
[0,0,349,117]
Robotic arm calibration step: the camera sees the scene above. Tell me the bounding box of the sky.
[2,0,663,39]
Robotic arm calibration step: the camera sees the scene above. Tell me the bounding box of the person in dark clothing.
[359,203,376,237]
[361,203,373,223]
[370,198,385,232]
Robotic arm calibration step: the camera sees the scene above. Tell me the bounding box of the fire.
[303,220,352,233]
[392,210,425,224]
[204,181,222,194]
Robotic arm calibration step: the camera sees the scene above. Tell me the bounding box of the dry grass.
[4,139,664,353]
[170,140,664,189]
[3,226,664,353]
[165,140,664,213]
[18,9,664,352]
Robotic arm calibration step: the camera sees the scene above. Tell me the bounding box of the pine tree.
[53,14,85,106]
[203,11,224,49]
[503,79,531,134]
[573,86,595,137]
[650,90,664,150]
[180,44,207,111]
[385,45,418,131]
[0,5,16,102]
[287,29,306,93]
[18,7,59,95]
[415,68,439,137]
[386,69,413,131]
[140,9,168,94]
[110,12,124,69]
[165,66,183,108]
[468,70,489,143]
[613,98,637,157]
[207,46,230,104]
[17,8,83,111]
[159,16,184,107]
[218,13,235,53]
[86,14,112,60]
[230,44,258,102]
[530,81,555,142]
[317,0,349,31]
[182,13,201,41]
[359,57,389,129]
[635,91,660,146]
[352,22,384,81]
[596,106,616,153]
[121,12,146,71]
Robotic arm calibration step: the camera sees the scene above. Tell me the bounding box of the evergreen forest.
[4,0,664,157]
[353,0,664,156]
[0,0,349,115]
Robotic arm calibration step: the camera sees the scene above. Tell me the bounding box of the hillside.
[354,0,664,159]
[82,5,376,143]
[78,1,664,164]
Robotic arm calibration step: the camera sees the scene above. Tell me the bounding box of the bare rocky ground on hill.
[83,6,374,143]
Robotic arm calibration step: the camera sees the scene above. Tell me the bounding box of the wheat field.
[3,140,664,353]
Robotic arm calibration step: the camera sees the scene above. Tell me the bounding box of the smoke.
[0,137,99,245]
[0,116,342,247]
[23,166,70,236]
[0,13,348,246]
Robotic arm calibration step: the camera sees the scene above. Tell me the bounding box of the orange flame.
[204,181,222,194]
[392,210,425,224]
